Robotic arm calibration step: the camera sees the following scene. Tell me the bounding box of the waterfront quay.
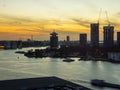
[22,45,120,63]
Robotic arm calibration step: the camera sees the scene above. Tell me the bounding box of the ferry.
[63,58,75,62]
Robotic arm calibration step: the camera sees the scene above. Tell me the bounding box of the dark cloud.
[0,14,36,26]
[0,14,89,39]
[16,28,51,34]
[0,14,32,22]
[71,18,90,28]
[0,14,61,28]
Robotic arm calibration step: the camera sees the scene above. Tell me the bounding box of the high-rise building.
[50,31,58,49]
[80,33,87,47]
[103,25,114,48]
[90,23,99,47]
[117,32,120,46]
[66,36,70,46]
[66,36,70,42]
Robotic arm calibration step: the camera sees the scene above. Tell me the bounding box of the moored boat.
[63,58,75,62]
[91,79,120,89]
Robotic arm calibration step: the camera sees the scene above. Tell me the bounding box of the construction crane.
[105,11,110,26]
[98,8,102,24]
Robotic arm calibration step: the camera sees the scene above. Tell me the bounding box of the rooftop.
[0,76,92,90]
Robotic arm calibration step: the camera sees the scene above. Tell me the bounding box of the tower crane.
[105,11,110,26]
[98,8,102,24]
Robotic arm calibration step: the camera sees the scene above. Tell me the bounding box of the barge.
[91,79,120,89]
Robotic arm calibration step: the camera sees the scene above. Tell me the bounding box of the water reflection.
[0,48,120,90]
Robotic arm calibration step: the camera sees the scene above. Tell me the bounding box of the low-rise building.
[108,52,120,62]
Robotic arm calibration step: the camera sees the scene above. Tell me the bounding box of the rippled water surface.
[0,47,120,90]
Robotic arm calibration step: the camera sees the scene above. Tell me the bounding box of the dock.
[91,79,120,89]
[0,76,92,90]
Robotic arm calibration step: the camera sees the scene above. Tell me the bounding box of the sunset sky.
[0,0,120,40]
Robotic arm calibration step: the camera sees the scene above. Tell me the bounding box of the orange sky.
[0,0,120,40]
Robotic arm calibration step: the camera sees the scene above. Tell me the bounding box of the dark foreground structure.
[0,76,92,90]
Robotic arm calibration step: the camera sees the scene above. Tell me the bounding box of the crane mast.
[98,9,102,24]
[105,11,110,26]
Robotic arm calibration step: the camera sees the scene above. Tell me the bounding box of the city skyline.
[0,0,120,40]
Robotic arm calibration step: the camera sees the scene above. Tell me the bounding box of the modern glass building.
[117,32,120,46]
[90,23,99,48]
[103,25,114,48]
[80,33,87,47]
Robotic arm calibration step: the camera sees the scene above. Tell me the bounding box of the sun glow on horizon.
[0,0,120,40]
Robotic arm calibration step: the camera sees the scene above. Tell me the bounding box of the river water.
[0,47,120,90]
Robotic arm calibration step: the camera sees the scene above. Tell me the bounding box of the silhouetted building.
[11,41,17,49]
[4,41,11,49]
[17,40,22,49]
[66,36,70,46]
[66,36,70,42]
[90,23,99,47]
[80,33,87,47]
[108,52,120,62]
[117,32,120,46]
[103,25,114,48]
[0,41,18,49]
[50,31,58,49]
